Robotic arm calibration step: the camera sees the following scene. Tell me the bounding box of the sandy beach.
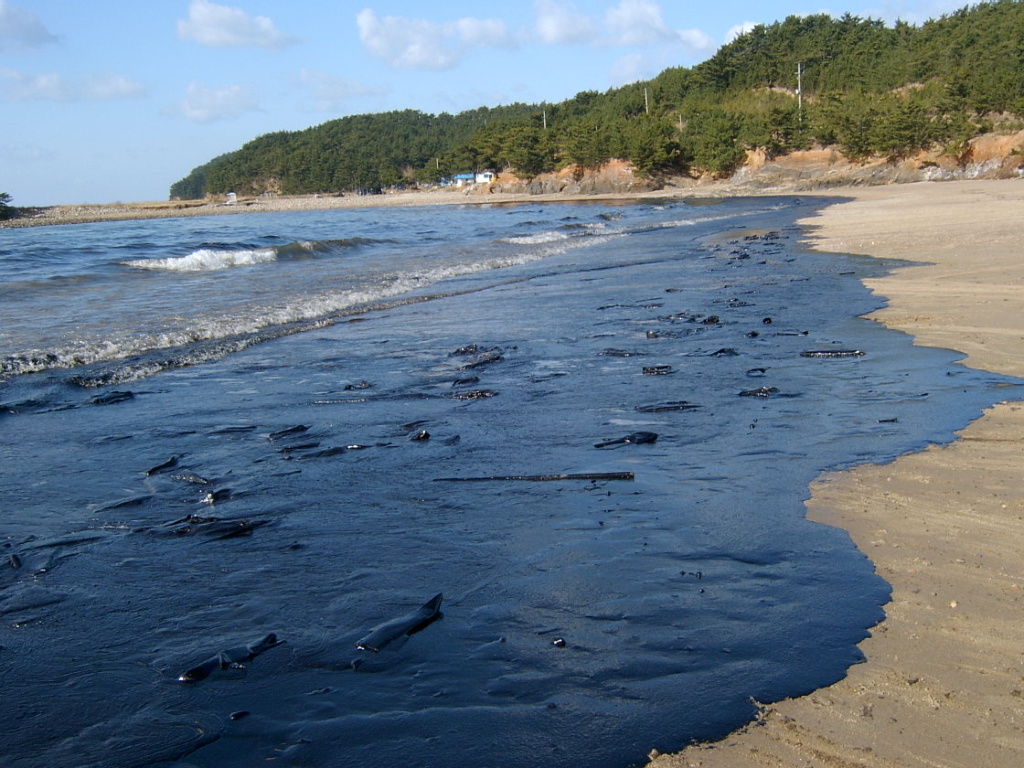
[649,179,1024,767]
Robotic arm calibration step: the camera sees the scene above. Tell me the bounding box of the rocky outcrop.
[727,129,1024,191]
[486,159,662,196]
[484,130,1024,197]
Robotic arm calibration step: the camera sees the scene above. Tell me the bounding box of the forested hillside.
[171,0,1024,200]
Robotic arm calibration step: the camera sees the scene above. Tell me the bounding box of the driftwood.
[433,472,634,482]
[356,593,443,653]
[800,349,865,358]
[635,401,700,413]
[594,431,658,448]
[178,632,283,683]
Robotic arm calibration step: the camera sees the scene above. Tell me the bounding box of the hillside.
[169,0,1024,200]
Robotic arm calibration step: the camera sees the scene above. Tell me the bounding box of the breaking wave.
[122,247,278,272]
[0,230,614,384]
[120,237,381,272]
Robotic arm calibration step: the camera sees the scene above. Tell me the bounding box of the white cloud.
[82,73,147,100]
[678,27,715,52]
[356,10,454,69]
[356,8,513,70]
[531,0,714,60]
[604,0,677,46]
[0,69,68,100]
[298,69,380,112]
[602,0,713,54]
[868,1,963,26]
[0,68,144,101]
[534,0,598,44]
[725,21,758,43]
[173,82,259,123]
[452,17,509,47]
[609,52,646,85]
[0,0,58,53]
[177,0,297,49]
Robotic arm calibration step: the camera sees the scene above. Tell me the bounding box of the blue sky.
[2,0,963,206]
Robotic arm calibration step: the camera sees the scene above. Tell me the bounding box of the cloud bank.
[172,82,259,123]
[177,0,297,49]
[532,0,715,54]
[534,0,598,44]
[354,1,717,85]
[726,21,759,42]
[0,0,59,53]
[356,8,513,70]
[0,69,144,101]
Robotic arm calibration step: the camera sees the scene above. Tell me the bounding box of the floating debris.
[435,472,634,483]
[739,386,780,398]
[594,431,658,448]
[635,401,700,413]
[178,632,283,683]
[800,350,865,358]
[355,593,444,653]
[145,454,184,475]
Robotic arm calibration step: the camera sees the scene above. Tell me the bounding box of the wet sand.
[649,179,1024,767]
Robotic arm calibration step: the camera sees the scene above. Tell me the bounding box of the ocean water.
[1,197,1018,768]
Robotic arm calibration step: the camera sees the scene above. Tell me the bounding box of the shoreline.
[5,177,1022,764]
[0,187,689,228]
[649,179,1024,766]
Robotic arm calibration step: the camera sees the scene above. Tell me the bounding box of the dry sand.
[648,179,1024,767]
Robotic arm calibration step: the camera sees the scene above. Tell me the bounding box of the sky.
[1,0,965,206]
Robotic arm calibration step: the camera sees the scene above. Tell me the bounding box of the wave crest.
[122,247,277,272]
[120,237,383,272]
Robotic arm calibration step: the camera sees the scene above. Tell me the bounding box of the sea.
[1,196,1019,768]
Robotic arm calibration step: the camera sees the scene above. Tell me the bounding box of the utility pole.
[644,87,650,115]
[796,62,804,125]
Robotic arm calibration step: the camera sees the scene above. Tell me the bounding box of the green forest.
[170,0,1024,200]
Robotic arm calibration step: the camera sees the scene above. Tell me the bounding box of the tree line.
[171,0,1024,199]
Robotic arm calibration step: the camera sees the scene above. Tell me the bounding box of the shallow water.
[1,198,1019,767]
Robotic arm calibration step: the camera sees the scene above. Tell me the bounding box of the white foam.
[501,231,571,245]
[502,221,612,246]
[5,223,626,382]
[122,247,278,272]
